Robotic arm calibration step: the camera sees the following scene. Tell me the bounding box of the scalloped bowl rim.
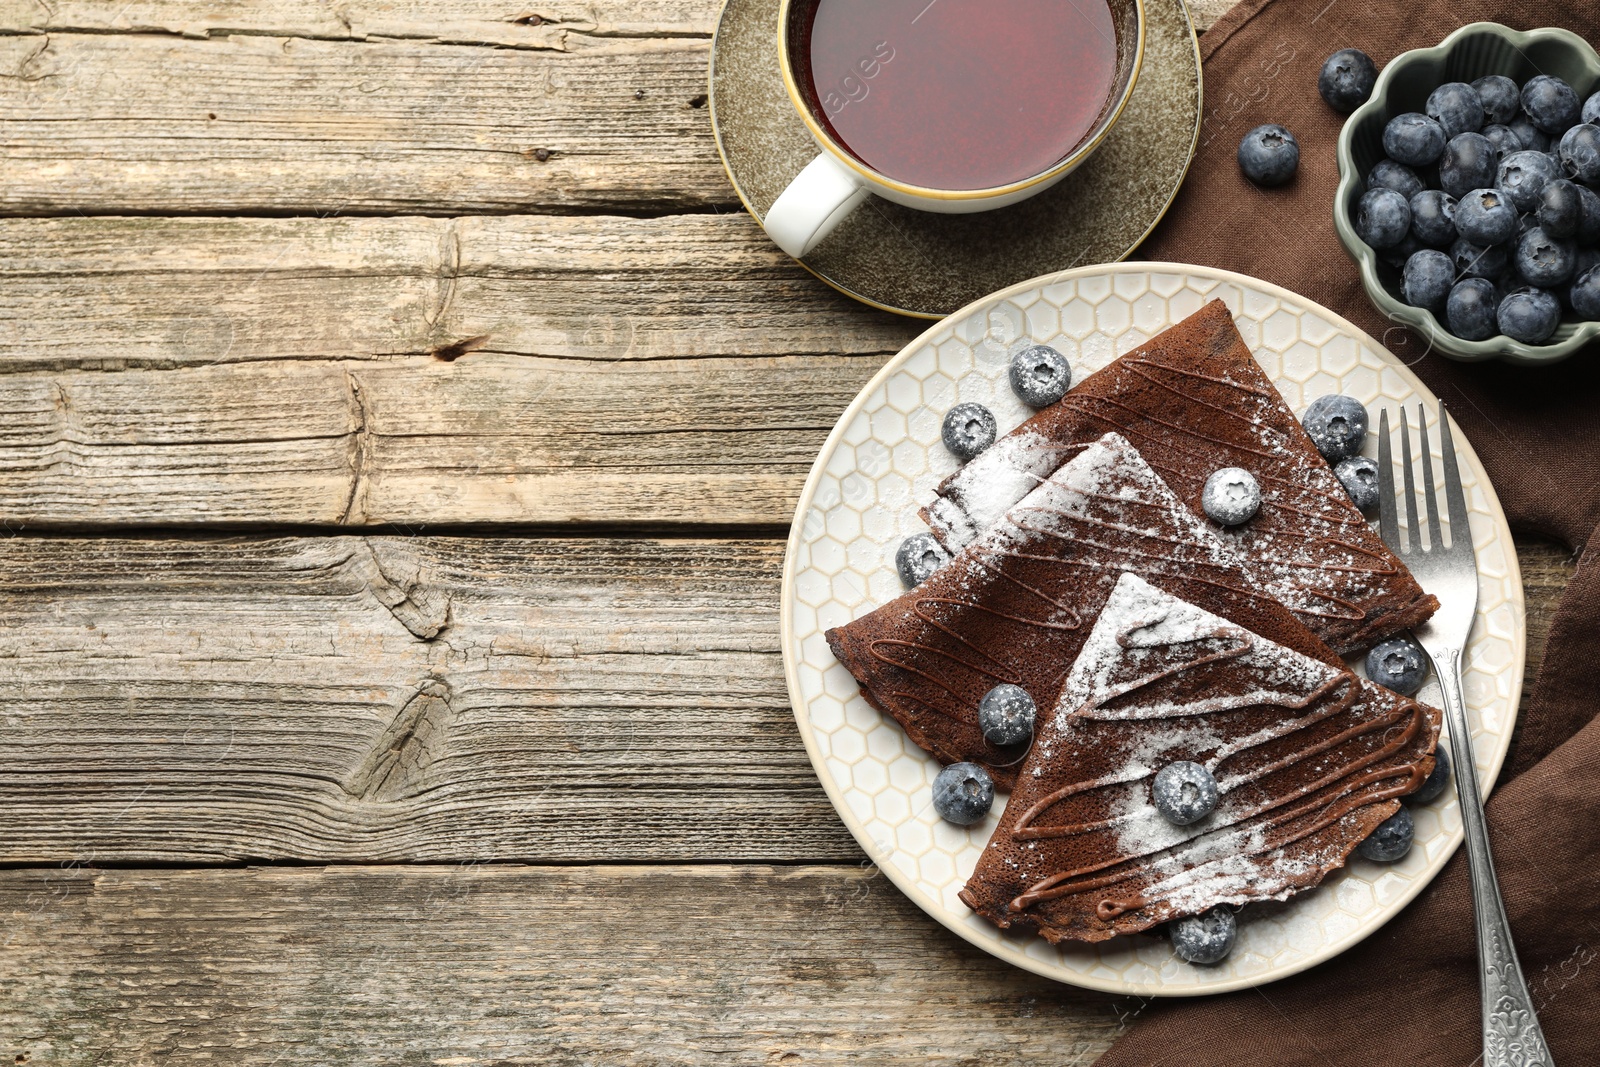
[1334,21,1600,366]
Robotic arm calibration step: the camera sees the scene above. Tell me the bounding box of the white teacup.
[765,0,1146,259]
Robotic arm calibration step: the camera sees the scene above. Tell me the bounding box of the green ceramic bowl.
[1334,22,1600,366]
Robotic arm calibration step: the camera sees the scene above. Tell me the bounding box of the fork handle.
[1434,648,1554,1067]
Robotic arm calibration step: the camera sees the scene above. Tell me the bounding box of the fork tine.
[1400,407,1421,553]
[1377,408,1400,548]
[1417,404,1442,552]
[1437,406,1473,555]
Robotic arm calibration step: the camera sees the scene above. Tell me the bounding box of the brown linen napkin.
[1097,2,1600,1062]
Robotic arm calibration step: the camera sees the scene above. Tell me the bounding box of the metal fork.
[1377,405,1553,1067]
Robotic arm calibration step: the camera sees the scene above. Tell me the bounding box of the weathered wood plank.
[0,0,1229,218]
[0,351,887,527]
[0,864,1125,1066]
[0,534,1573,866]
[2,0,721,43]
[0,535,866,864]
[0,214,913,367]
[0,29,724,215]
[0,213,916,528]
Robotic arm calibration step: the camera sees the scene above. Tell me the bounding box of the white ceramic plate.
[780,263,1525,996]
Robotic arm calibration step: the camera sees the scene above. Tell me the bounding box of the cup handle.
[763,154,871,258]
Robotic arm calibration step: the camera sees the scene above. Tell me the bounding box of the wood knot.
[342,677,454,802]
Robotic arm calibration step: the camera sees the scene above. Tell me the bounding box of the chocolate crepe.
[960,573,1439,943]
[826,432,1340,787]
[923,300,1437,655]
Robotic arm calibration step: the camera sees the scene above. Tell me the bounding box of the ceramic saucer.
[709,0,1203,318]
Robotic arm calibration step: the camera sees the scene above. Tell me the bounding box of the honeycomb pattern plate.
[779,263,1525,996]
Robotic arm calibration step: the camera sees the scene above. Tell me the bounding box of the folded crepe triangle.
[825,431,1342,788]
[922,299,1437,655]
[959,571,1440,944]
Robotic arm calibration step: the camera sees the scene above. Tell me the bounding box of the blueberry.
[1356,806,1414,862]
[1449,236,1509,280]
[1496,149,1560,212]
[1585,90,1600,126]
[1151,760,1219,826]
[1481,123,1523,158]
[1446,277,1501,340]
[1577,246,1600,279]
[1426,81,1485,139]
[1537,178,1584,239]
[1378,232,1423,270]
[1355,188,1411,249]
[1366,158,1424,200]
[1571,266,1600,319]
[1438,132,1499,199]
[1576,184,1600,244]
[1498,288,1562,344]
[1334,455,1380,513]
[1170,909,1237,965]
[1515,226,1577,288]
[1406,190,1457,248]
[1454,187,1517,245]
[1411,743,1452,805]
[1472,75,1522,125]
[1008,343,1072,407]
[1507,113,1551,153]
[942,402,996,460]
[895,533,949,588]
[1522,75,1581,134]
[1366,636,1428,695]
[1201,467,1262,526]
[1237,124,1300,186]
[1302,395,1369,463]
[1318,48,1378,112]
[1402,249,1455,311]
[1383,112,1447,166]
[1558,123,1600,183]
[977,683,1036,748]
[932,762,994,826]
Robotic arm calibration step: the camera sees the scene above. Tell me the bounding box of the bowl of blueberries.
[1333,22,1600,364]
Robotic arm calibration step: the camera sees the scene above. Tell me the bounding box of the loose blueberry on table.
[1319,48,1377,113]
[1169,908,1237,965]
[1411,743,1453,805]
[1008,343,1072,408]
[1201,467,1262,526]
[1365,635,1428,696]
[931,762,994,826]
[941,402,997,461]
[1237,124,1300,186]
[895,533,949,588]
[1356,806,1415,862]
[1152,761,1220,826]
[1301,394,1368,463]
[977,684,1036,748]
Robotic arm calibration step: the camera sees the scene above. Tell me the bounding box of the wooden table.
[0,2,1577,1062]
